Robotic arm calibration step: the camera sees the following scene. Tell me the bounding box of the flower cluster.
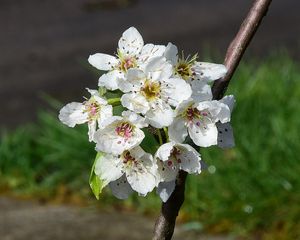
[59,27,235,202]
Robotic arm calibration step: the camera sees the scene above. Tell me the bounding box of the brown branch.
[212,0,272,100]
[152,0,272,239]
[153,171,187,240]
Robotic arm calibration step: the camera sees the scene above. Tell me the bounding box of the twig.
[212,0,272,100]
[152,0,272,239]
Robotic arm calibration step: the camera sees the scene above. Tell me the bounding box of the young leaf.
[89,152,104,199]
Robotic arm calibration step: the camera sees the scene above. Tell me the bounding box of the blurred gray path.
[0,197,231,240]
[0,0,299,127]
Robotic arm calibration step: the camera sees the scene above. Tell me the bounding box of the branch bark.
[212,0,272,100]
[152,0,272,239]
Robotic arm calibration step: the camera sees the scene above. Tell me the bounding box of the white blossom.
[58,88,112,141]
[155,142,202,202]
[95,146,157,198]
[88,27,165,90]
[120,56,192,128]
[94,111,147,155]
[168,98,231,147]
[164,42,227,82]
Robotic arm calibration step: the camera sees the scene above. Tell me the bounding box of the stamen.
[115,122,134,140]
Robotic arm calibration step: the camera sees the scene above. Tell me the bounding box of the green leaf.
[140,128,159,155]
[89,152,104,200]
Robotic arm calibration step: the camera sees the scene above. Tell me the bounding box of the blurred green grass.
[0,53,299,238]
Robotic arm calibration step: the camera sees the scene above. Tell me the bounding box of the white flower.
[94,111,147,155]
[120,56,192,128]
[155,142,202,181]
[164,42,227,82]
[217,95,235,148]
[155,142,201,202]
[95,146,157,198]
[58,88,112,141]
[168,98,231,147]
[88,27,166,90]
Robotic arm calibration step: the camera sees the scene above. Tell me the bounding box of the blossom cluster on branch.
[59,27,235,202]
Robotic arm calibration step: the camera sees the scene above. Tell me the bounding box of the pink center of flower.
[186,107,201,121]
[185,107,209,125]
[119,57,136,72]
[84,101,100,120]
[124,58,134,69]
[115,122,134,140]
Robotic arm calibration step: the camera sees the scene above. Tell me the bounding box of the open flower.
[164,43,227,82]
[119,56,192,128]
[94,146,157,198]
[168,98,231,147]
[58,88,112,141]
[155,142,202,202]
[94,111,147,155]
[88,27,165,90]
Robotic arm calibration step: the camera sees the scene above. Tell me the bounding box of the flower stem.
[107,97,121,106]
[157,129,163,145]
[163,127,169,142]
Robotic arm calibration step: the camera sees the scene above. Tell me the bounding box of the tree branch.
[212,0,272,100]
[152,0,272,239]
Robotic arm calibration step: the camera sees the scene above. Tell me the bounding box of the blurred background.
[0,0,299,239]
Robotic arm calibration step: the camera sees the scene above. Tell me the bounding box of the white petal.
[216,102,231,123]
[155,142,175,161]
[94,153,123,187]
[146,100,174,128]
[121,93,150,115]
[196,101,230,123]
[219,95,235,113]
[118,27,144,56]
[130,146,158,177]
[129,145,148,159]
[88,120,97,142]
[125,149,156,195]
[130,146,158,176]
[217,122,235,148]
[88,53,118,71]
[109,175,133,199]
[176,143,201,174]
[215,102,230,123]
[98,105,113,128]
[119,68,145,92]
[168,118,188,143]
[93,95,108,105]
[145,56,173,80]
[175,99,194,115]
[162,78,192,107]
[126,170,156,196]
[98,70,124,90]
[122,110,148,128]
[164,42,178,65]
[139,44,166,64]
[191,80,213,102]
[156,181,176,202]
[188,123,218,147]
[101,116,122,128]
[156,156,178,182]
[59,102,87,127]
[193,62,227,81]
[86,88,100,98]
